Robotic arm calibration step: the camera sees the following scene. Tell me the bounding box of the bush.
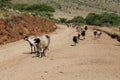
[68,16,85,25]
[25,4,55,12]
[10,3,55,13]
[11,3,28,11]
[85,12,120,26]
[100,12,120,26]
[85,13,101,25]
[59,18,67,23]
[0,0,12,8]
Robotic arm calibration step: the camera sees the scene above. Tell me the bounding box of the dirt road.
[0,24,120,80]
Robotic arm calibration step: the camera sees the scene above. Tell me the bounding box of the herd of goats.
[24,25,104,58]
[72,26,102,46]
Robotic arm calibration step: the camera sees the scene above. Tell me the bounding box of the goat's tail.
[45,35,50,39]
[45,34,51,50]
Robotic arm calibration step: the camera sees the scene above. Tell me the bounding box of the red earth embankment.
[0,14,56,44]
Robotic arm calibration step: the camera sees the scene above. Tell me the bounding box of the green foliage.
[25,4,55,12]
[9,3,55,19]
[10,3,55,13]
[100,12,120,26]
[85,12,120,26]
[85,13,101,25]
[0,0,12,8]
[11,3,28,11]
[59,18,67,23]
[69,16,85,25]
[45,12,53,19]
[50,18,59,23]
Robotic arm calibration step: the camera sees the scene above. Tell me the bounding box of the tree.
[85,13,100,25]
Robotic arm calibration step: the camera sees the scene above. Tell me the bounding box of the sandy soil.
[0,24,120,80]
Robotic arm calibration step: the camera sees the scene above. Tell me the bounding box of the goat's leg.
[31,46,33,54]
[78,34,80,40]
[94,35,97,39]
[36,51,40,57]
[43,48,47,57]
[74,42,76,46]
[33,46,36,53]
[41,49,45,57]
[83,36,85,40]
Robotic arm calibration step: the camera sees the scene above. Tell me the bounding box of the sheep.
[72,36,78,46]
[93,30,102,39]
[35,34,50,57]
[24,36,38,54]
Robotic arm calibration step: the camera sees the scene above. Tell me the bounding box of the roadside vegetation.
[56,12,120,27]
[0,0,55,19]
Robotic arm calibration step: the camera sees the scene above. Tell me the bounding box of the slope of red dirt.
[0,14,56,44]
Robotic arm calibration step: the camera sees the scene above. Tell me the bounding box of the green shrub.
[59,18,67,23]
[0,0,12,8]
[85,13,100,25]
[11,3,28,11]
[100,12,120,26]
[69,16,85,25]
[25,4,55,12]
[85,12,120,26]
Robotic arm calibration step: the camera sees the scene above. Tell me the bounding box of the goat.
[24,36,38,54]
[111,34,120,42]
[76,26,87,32]
[84,26,88,31]
[78,29,86,40]
[93,30,102,39]
[35,34,50,57]
[73,36,78,46]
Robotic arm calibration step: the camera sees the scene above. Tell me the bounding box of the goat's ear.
[45,35,50,39]
[24,36,28,40]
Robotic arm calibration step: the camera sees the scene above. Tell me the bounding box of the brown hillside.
[0,14,56,44]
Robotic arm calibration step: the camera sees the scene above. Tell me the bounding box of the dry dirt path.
[0,24,120,80]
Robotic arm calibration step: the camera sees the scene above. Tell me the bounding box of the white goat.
[36,34,50,57]
[24,36,38,54]
[76,26,87,33]
[93,30,102,39]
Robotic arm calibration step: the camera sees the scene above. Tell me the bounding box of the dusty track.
[0,24,120,80]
